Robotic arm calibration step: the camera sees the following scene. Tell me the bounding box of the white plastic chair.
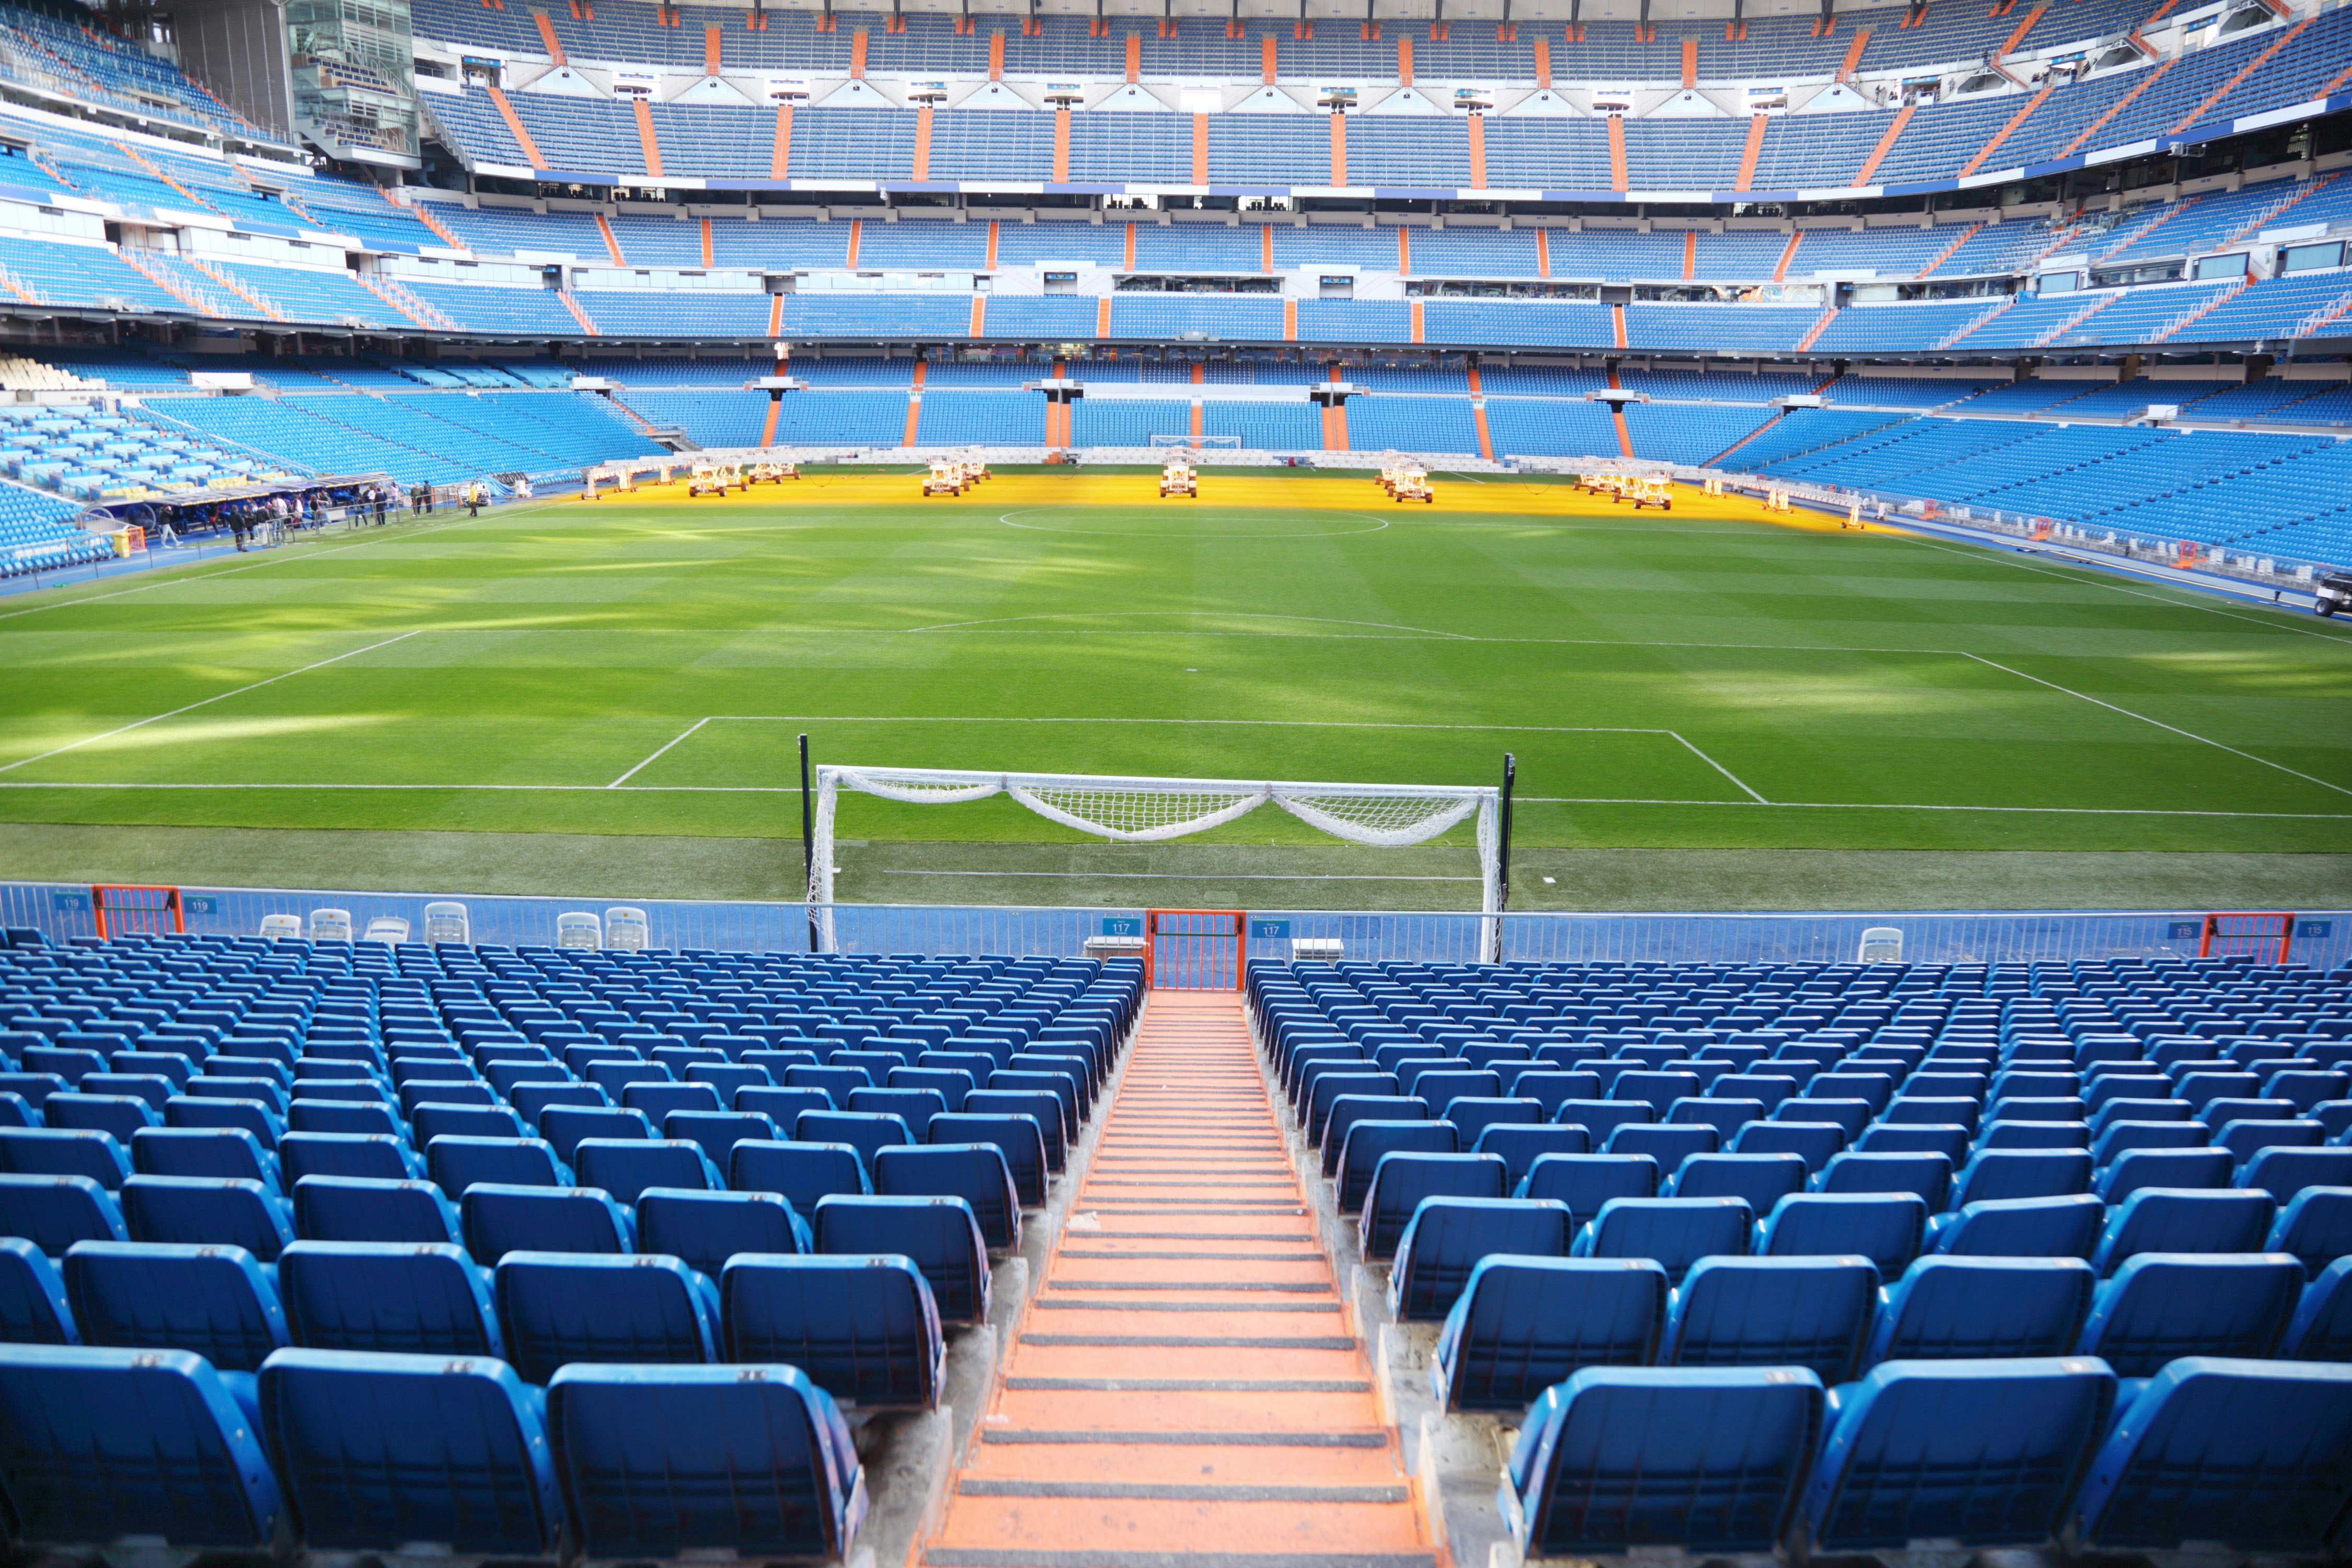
[1857,927,1905,964]
[423,902,470,944]
[556,912,602,950]
[309,908,353,943]
[604,907,649,952]
[362,916,410,945]
[258,914,302,941]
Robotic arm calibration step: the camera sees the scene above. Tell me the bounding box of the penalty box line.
[602,714,1770,805]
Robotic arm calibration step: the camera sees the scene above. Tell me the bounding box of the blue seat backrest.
[663,1110,776,1171]
[1517,1153,1658,1227]
[1341,1121,1461,1213]
[0,1237,75,1343]
[0,1173,125,1254]
[1933,1194,2105,1260]
[1504,1366,1824,1557]
[546,1362,866,1562]
[0,1343,281,1549]
[1390,1197,1572,1321]
[1665,1255,1876,1383]
[1577,1196,1753,1285]
[287,1099,400,1139]
[2073,1358,2352,1552]
[2097,1148,2232,1204]
[721,1253,943,1410]
[961,1091,1065,1168]
[873,1144,1020,1251]
[638,1189,810,1278]
[572,1139,721,1206]
[411,1103,527,1145]
[492,1251,719,1385]
[426,1135,567,1196]
[1865,1256,2095,1367]
[1732,1120,1846,1171]
[2092,1187,2278,1275]
[61,1240,286,1372]
[1952,1150,2094,1208]
[926,1113,1047,1207]
[130,1127,278,1193]
[460,1183,636,1264]
[2075,1252,2304,1376]
[1435,1255,1667,1411]
[812,1194,989,1323]
[276,1240,502,1358]
[793,1111,914,1175]
[1668,1152,1808,1210]
[1476,1124,1590,1188]
[292,1175,463,1246]
[279,1133,416,1186]
[0,1126,131,1189]
[1817,1151,1953,1209]
[537,1105,653,1165]
[258,1347,560,1556]
[1803,1356,2116,1551]
[120,1175,293,1262]
[1362,1152,1509,1260]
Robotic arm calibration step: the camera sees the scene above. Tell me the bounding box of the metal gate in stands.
[1146,909,1244,990]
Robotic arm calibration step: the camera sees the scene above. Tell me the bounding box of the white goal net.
[1149,434,1243,449]
[808,765,1503,954]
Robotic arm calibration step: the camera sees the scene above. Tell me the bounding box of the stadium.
[4,0,2352,1560]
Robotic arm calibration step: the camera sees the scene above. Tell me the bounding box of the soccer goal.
[806,765,1504,955]
[1149,434,1243,450]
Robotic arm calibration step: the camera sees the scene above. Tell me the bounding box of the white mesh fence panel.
[808,766,1502,954]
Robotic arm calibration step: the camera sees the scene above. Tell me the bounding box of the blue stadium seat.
[1361,1152,1508,1260]
[1757,1193,1927,1281]
[0,1344,282,1551]
[2097,1148,2233,1203]
[2241,1147,2352,1203]
[1863,1256,2095,1367]
[1433,1255,1667,1411]
[1573,1197,1751,1286]
[545,1363,866,1563]
[573,1138,723,1205]
[721,1253,944,1410]
[866,1115,1028,1243]
[1932,1194,2106,1259]
[1475,1124,1590,1187]
[926,1112,1048,1206]
[492,1251,719,1383]
[292,1175,463,1245]
[425,1134,570,1196]
[276,1240,502,1357]
[0,1173,125,1254]
[538,1104,653,1165]
[1663,1255,1876,1382]
[1339,1120,1457,1213]
[1814,1150,1953,1209]
[1502,1367,1823,1557]
[1732,1120,1846,1171]
[2074,1252,2304,1377]
[2269,1186,2352,1278]
[2091,1187,2278,1275]
[130,1126,280,1193]
[1605,1124,1717,1166]
[120,1175,292,1261]
[637,1188,811,1278]
[1662,1152,1807,1212]
[663,1110,776,1171]
[732,1140,873,1211]
[795,1110,915,1174]
[460,1183,636,1263]
[1389,1197,1573,1321]
[2283,1256,2352,1359]
[2073,1359,2352,1552]
[1516,1152,1657,1226]
[0,1237,75,1343]
[1801,1358,2116,1551]
[813,1194,989,1323]
[259,1348,561,1557]
[0,1126,131,1189]
[61,1240,286,1374]
[1946,1149,2093,1209]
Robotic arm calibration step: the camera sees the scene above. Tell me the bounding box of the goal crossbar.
[808,764,1503,953]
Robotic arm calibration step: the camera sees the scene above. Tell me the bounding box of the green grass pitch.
[3,469,2350,891]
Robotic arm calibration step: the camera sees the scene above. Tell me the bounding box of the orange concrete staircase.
[920,993,1434,1568]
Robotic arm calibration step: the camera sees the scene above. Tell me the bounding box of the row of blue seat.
[5,1233,953,1408]
[1504,1357,2352,1559]
[0,1343,867,1561]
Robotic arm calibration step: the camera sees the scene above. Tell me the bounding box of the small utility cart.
[1159,458,1198,499]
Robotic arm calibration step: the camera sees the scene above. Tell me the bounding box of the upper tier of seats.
[410,0,2180,89]
[0,1,282,145]
[411,7,2351,195]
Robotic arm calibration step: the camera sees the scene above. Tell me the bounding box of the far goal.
[1149,434,1243,449]
[806,765,1503,955]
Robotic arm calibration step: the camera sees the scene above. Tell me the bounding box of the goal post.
[806,765,1504,956]
[1148,434,1242,449]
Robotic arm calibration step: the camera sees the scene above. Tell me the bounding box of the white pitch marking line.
[608,717,712,788]
[1668,732,1768,804]
[1964,652,2352,800]
[0,630,423,777]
